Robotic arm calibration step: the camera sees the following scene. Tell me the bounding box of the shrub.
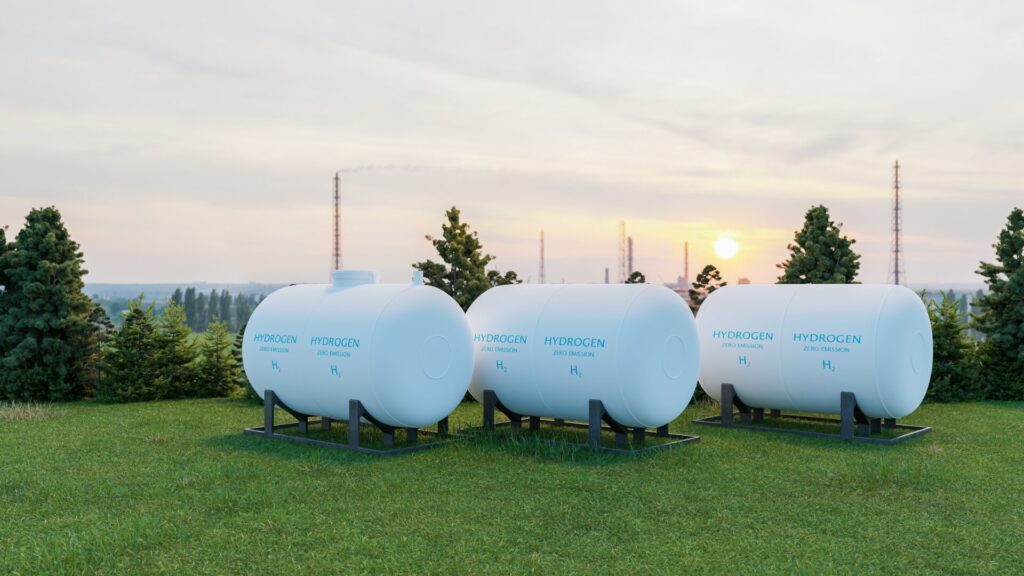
[194,320,242,398]
[925,291,980,402]
[97,299,160,402]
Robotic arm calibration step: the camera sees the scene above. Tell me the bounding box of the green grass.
[1,399,1022,575]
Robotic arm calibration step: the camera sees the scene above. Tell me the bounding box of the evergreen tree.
[0,207,97,401]
[171,288,183,307]
[82,301,115,397]
[413,206,520,311]
[195,292,208,332]
[98,298,160,402]
[689,264,727,313]
[0,226,9,291]
[153,302,198,398]
[926,291,980,402]
[183,287,197,329]
[194,320,242,398]
[625,271,646,284]
[219,290,233,331]
[233,321,259,402]
[777,205,861,284]
[972,207,1024,400]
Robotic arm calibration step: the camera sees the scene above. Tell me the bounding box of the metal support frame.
[244,390,453,456]
[480,389,698,455]
[693,384,931,445]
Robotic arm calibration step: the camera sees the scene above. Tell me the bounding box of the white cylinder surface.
[242,270,473,428]
[467,284,700,429]
[696,284,933,419]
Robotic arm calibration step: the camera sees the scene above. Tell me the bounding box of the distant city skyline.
[2,2,1021,286]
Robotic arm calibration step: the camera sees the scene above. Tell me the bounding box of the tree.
[413,207,520,311]
[194,320,242,398]
[171,288,183,307]
[219,290,233,331]
[688,264,727,313]
[234,293,252,330]
[233,321,259,402]
[0,207,97,401]
[81,301,115,397]
[207,289,219,328]
[195,292,208,332]
[972,207,1024,400]
[625,271,646,284]
[926,291,980,402]
[98,298,160,402]
[777,205,861,284]
[153,302,198,398]
[184,287,197,329]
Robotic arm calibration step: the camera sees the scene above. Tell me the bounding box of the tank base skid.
[692,384,931,445]
[244,390,453,456]
[477,389,699,455]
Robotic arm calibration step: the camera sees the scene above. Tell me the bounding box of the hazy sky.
[2,1,1021,286]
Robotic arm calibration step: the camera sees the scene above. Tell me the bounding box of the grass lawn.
[1,398,1022,575]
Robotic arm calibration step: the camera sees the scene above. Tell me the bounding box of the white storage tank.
[467,284,700,429]
[242,270,473,429]
[696,284,932,419]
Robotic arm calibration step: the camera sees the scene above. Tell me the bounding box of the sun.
[714,236,740,260]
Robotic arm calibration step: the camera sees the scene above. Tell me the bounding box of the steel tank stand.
[243,390,453,456]
[692,384,931,445]
[478,389,699,455]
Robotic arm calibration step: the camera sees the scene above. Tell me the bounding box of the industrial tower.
[683,241,689,288]
[627,236,634,276]
[539,230,546,284]
[888,161,906,286]
[617,220,627,282]
[333,171,342,272]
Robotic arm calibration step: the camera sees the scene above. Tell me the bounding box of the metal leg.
[553,419,565,426]
[483,390,496,431]
[632,427,645,446]
[656,425,669,437]
[721,384,735,427]
[588,399,603,449]
[883,418,896,429]
[840,392,855,439]
[753,408,764,423]
[529,416,540,431]
[770,409,781,417]
[263,390,276,436]
[383,430,395,447]
[510,415,522,432]
[869,419,881,435]
[406,428,418,444]
[437,417,449,436]
[348,399,362,448]
[321,417,332,431]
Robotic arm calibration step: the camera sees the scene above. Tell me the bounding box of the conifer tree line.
[0,206,246,402]
[171,286,261,332]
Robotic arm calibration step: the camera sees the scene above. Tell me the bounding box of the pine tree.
[233,293,251,330]
[82,301,115,397]
[777,205,861,284]
[413,206,520,311]
[153,302,198,398]
[926,291,980,402]
[98,298,160,402]
[233,321,259,402]
[219,290,233,331]
[183,287,197,329]
[689,264,727,313]
[0,207,97,401]
[194,320,242,398]
[972,207,1024,400]
[171,288,183,307]
[625,271,646,284]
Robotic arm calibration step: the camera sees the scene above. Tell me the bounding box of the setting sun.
[714,236,740,260]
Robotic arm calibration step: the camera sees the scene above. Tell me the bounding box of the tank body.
[696,284,932,419]
[242,270,473,428]
[467,284,700,429]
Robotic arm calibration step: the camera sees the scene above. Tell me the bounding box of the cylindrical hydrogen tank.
[242,270,473,429]
[696,284,933,419]
[467,284,700,429]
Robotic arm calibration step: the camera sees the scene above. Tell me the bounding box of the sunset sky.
[2,2,1021,286]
